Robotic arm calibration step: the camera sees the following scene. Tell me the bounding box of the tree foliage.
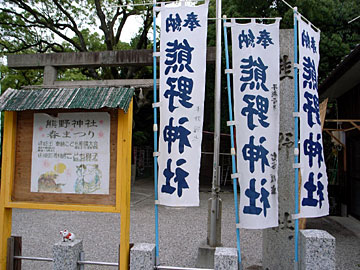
[221,0,360,81]
[1,0,358,87]
[0,0,154,84]
[202,0,360,133]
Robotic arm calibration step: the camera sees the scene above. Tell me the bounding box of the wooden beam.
[325,119,360,122]
[7,47,216,69]
[325,130,345,148]
[350,121,360,132]
[21,79,159,89]
[0,112,17,270]
[118,100,133,270]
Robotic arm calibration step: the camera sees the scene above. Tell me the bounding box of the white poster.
[297,14,329,218]
[31,112,110,194]
[230,20,280,229]
[157,2,208,206]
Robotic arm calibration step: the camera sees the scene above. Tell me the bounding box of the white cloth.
[230,20,280,229]
[296,14,329,218]
[157,2,208,206]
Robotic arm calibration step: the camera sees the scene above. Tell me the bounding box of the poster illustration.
[31,112,110,194]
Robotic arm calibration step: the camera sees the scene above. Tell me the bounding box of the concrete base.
[53,239,83,270]
[196,241,216,269]
[214,247,238,270]
[130,243,155,270]
[299,229,336,270]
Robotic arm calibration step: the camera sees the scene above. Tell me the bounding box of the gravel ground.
[130,179,262,269]
[11,178,360,270]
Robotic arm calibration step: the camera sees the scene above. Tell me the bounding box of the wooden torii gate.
[0,48,216,270]
[7,48,216,88]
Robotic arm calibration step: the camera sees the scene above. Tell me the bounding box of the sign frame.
[0,101,133,269]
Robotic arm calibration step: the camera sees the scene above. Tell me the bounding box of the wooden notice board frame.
[0,100,133,270]
[12,109,118,207]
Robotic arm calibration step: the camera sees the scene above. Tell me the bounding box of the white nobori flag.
[296,13,329,219]
[230,19,280,229]
[157,2,208,206]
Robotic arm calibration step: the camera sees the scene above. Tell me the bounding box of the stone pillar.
[130,243,155,270]
[53,239,83,270]
[300,229,335,270]
[214,247,238,270]
[44,65,57,85]
[262,29,296,270]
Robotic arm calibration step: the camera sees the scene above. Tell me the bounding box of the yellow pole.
[0,112,16,270]
[118,100,133,270]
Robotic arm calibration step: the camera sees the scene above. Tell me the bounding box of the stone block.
[53,239,83,270]
[214,247,238,270]
[300,229,336,270]
[130,243,155,270]
[44,65,57,85]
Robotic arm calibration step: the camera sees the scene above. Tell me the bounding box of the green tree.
[204,0,359,133]
[0,0,154,85]
[222,0,360,82]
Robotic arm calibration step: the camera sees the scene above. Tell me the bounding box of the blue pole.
[152,3,160,265]
[293,8,299,270]
[223,19,242,269]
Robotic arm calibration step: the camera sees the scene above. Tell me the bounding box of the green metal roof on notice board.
[0,87,134,112]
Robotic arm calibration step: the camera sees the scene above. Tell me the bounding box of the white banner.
[31,112,110,194]
[158,2,208,206]
[231,20,280,229]
[297,14,329,218]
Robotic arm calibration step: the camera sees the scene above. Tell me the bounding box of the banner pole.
[223,18,243,270]
[293,7,300,270]
[153,1,160,265]
[209,0,222,248]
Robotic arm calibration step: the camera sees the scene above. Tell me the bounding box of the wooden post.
[0,112,17,270]
[6,237,21,270]
[118,100,133,270]
[6,238,13,270]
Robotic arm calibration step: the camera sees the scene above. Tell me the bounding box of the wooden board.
[11,109,118,206]
[319,98,328,130]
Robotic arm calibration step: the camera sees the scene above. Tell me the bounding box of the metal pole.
[152,0,160,265]
[209,0,222,247]
[223,18,242,270]
[293,7,300,270]
[156,266,213,270]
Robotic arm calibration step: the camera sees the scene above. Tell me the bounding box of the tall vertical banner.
[231,20,280,229]
[158,2,209,206]
[297,14,329,218]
